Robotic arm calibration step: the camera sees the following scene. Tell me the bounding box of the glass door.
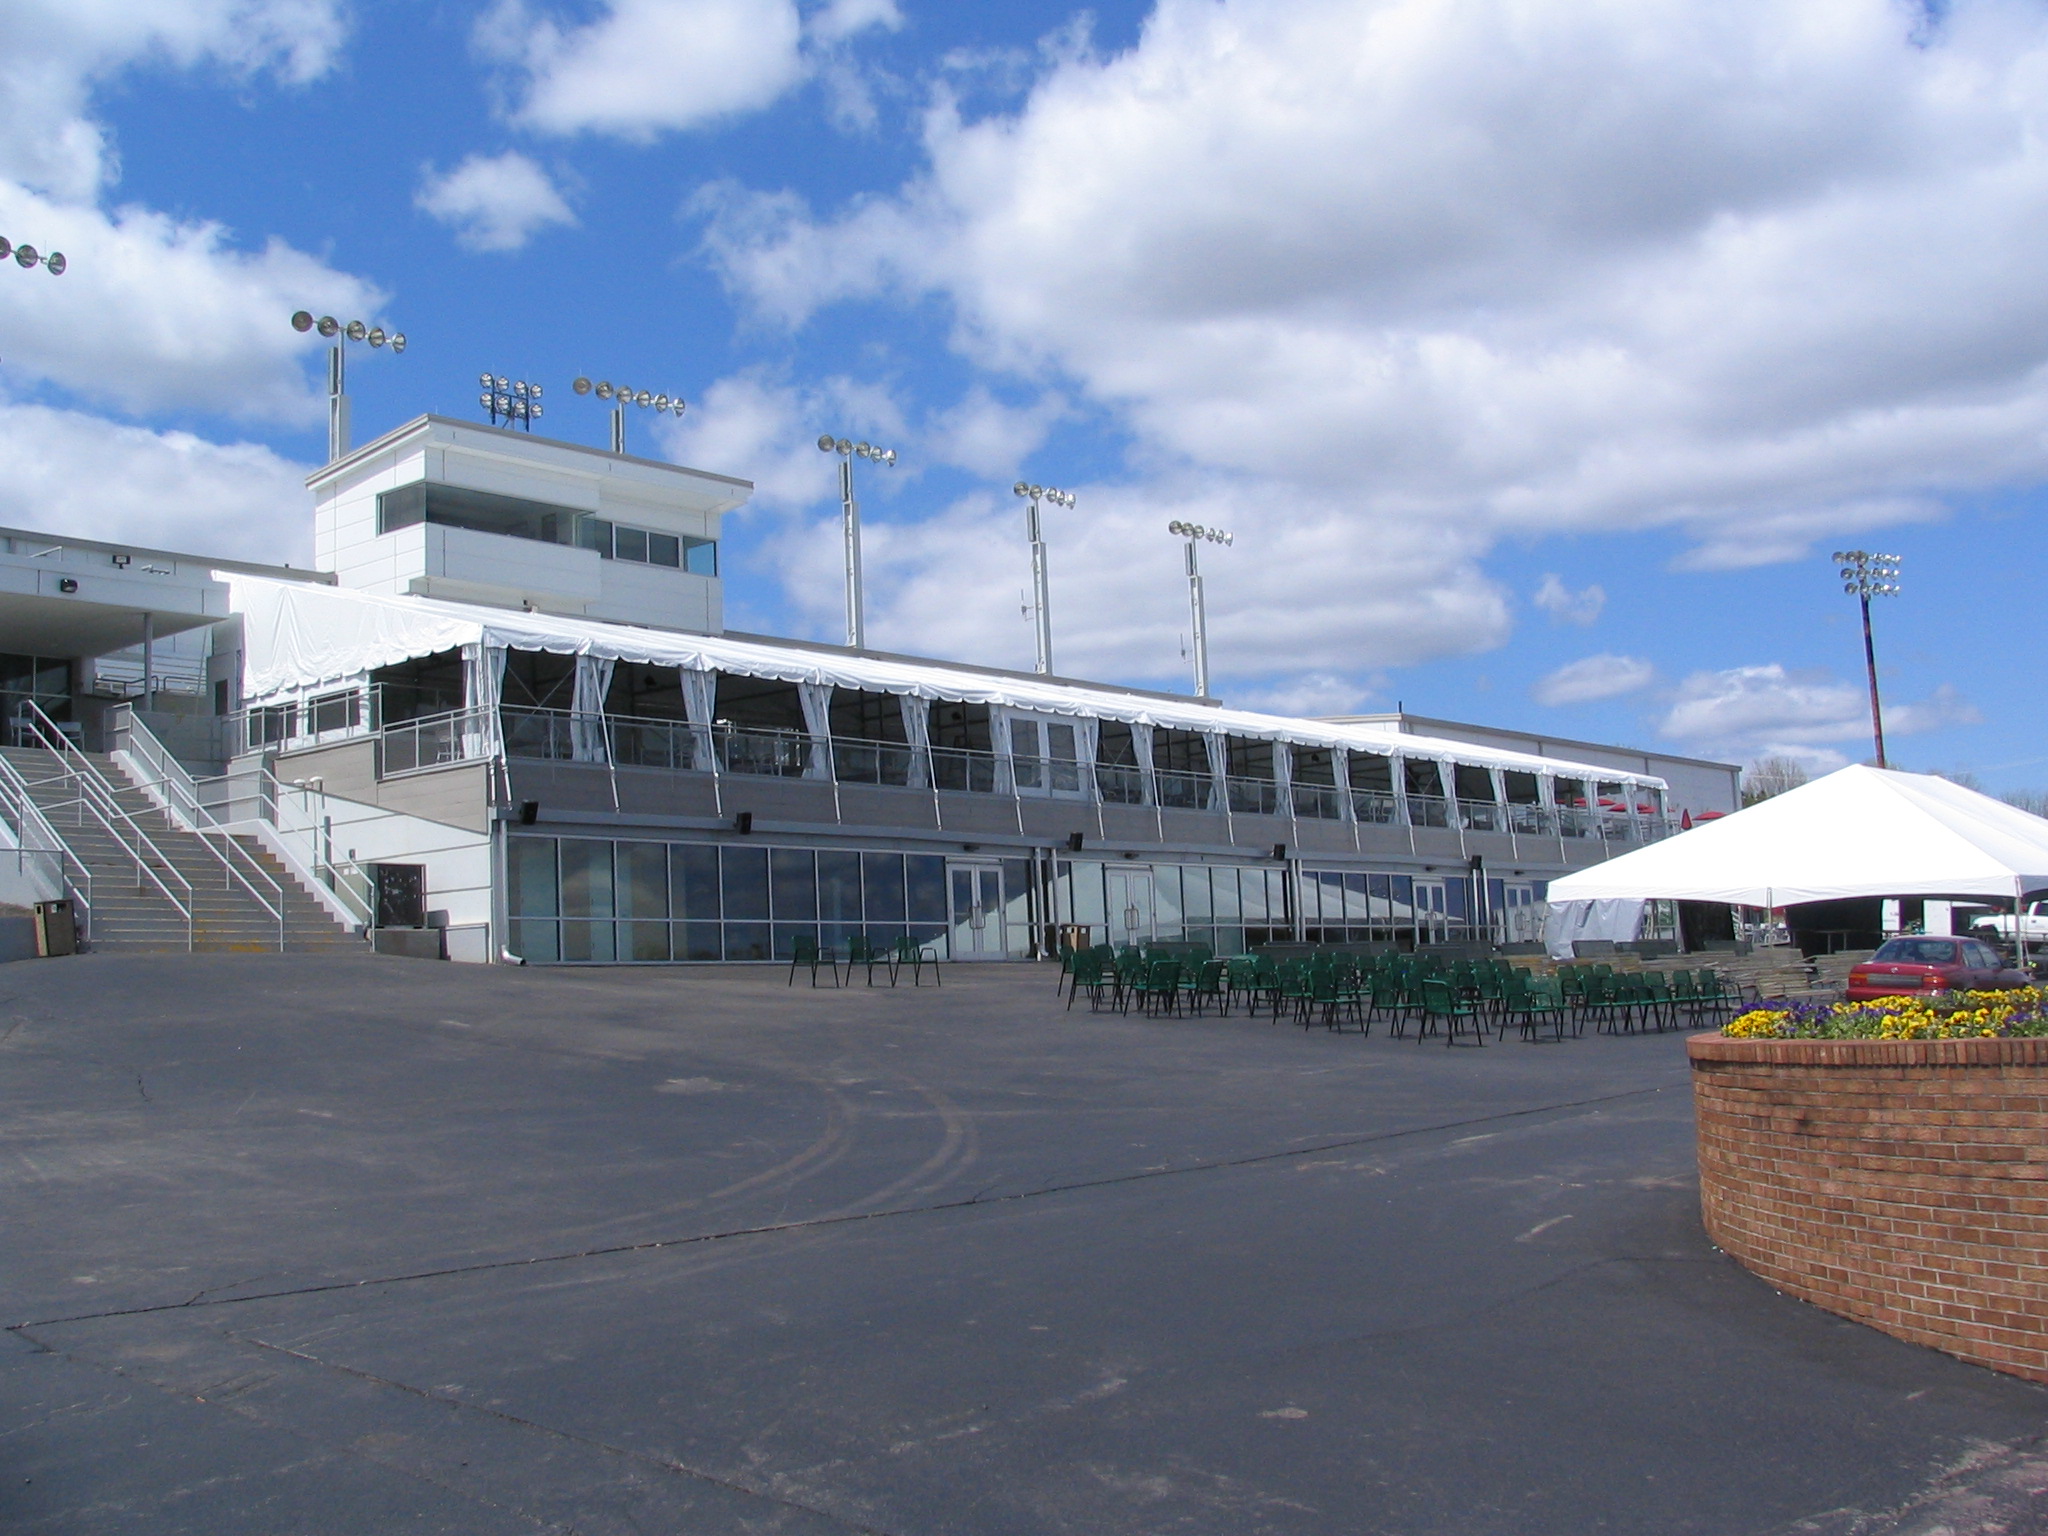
[1103,867,1156,948]
[948,863,1008,959]
[1414,879,1450,946]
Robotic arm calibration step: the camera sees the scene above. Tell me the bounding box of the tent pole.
[2018,877,2030,975]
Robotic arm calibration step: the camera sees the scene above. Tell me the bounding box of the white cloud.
[925,386,1065,478]
[0,403,311,563]
[1533,654,1655,706]
[416,152,576,253]
[481,0,899,140]
[1531,573,1604,626]
[0,0,346,199]
[0,184,383,422]
[654,370,906,510]
[697,0,2048,679]
[1658,663,1979,762]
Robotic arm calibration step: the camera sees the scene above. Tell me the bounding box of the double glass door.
[1104,867,1155,947]
[1413,879,1451,945]
[949,864,1007,959]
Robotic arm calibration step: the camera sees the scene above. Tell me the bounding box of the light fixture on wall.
[572,376,685,454]
[290,311,408,463]
[1013,482,1075,676]
[479,374,543,431]
[818,435,897,650]
[1166,520,1234,699]
[0,237,65,275]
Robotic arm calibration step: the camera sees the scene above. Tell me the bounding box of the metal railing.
[14,704,194,949]
[1097,762,1146,805]
[1290,782,1344,821]
[1155,768,1213,811]
[1405,793,1450,828]
[381,708,494,776]
[0,752,92,940]
[1351,789,1399,824]
[1458,798,1503,833]
[931,744,998,793]
[111,708,290,948]
[829,736,915,787]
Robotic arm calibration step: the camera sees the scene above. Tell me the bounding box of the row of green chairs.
[789,933,942,988]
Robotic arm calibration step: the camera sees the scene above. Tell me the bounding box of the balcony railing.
[830,736,915,788]
[381,708,493,776]
[1406,793,1450,828]
[1290,782,1344,821]
[1097,762,1146,805]
[1226,776,1280,815]
[1351,789,1399,824]
[1458,798,1502,833]
[1155,769,1212,810]
[931,745,998,793]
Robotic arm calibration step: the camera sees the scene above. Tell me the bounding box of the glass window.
[308,690,360,734]
[380,481,581,544]
[1047,722,1080,792]
[508,838,558,918]
[770,848,817,921]
[249,703,297,745]
[511,918,558,964]
[722,847,769,921]
[683,538,718,576]
[616,842,669,920]
[1067,860,1105,926]
[678,923,722,961]
[1211,866,1240,920]
[723,923,770,961]
[1183,866,1212,922]
[562,919,616,962]
[558,840,613,919]
[626,921,671,962]
[672,844,721,920]
[614,525,649,564]
[1344,872,1371,921]
[818,851,862,925]
[1011,719,1043,789]
[862,853,906,926]
[1154,866,1183,936]
[906,856,948,925]
[577,518,614,557]
[1240,867,1268,922]
[648,532,680,568]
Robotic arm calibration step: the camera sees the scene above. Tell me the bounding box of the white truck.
[1967,900,2048,947]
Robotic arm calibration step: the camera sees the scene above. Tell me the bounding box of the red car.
[1846,937,2031,1001]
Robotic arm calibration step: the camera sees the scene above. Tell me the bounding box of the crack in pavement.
[9,1079,1682,1332]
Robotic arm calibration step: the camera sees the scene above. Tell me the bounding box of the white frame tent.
[1545,765,2048,921]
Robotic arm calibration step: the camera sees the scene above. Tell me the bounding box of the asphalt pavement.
[2,954,2045,1535]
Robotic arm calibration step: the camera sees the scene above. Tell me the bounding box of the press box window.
[376,482,580,544]
[577,518,717,574]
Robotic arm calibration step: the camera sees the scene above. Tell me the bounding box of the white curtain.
[1544,898,1644,960]
[900,695,931,789]
[798,682,834,780]
[1203,731,1228,812]
[1391,755,1413,824]
[571,655,614,763]
[466,641,507,759]
[990,709,1014,795]
[1131,721,1156,805]
[1332,746,1353,821]
[1272,739,1293,813]
[1068,713,1099,797]
[681,667,718,772]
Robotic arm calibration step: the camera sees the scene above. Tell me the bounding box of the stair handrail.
[0,751,94,942]
[16,705,194,950]
[259,772,375,929]
[116,707,371,935]
[90,705,288,950]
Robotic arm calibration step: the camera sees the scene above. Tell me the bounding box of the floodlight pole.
[1834,549,1901,770]
[819,436,897,651]
[291,312,407,464]
[611,405,625,455]
[840,456,864,650]
[1858,589,1886,770]
[1013,483,1073,676]
[328,344,349,463]
[1169,520,1233,699]
[570,378,686,457]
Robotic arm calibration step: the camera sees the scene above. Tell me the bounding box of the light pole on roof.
[818,436,896,650]
[291,311,407,463]
[1833,549,1901,769]
[1168,520,1233,698]
[573,377,685,455]
[480,374,543,430]
[1013,482,1074,675]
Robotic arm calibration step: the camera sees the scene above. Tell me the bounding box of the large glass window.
[379,481,579,544]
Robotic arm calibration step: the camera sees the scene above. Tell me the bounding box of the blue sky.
[0,0,2044,790]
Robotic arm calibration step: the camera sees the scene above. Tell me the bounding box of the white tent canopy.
[225,575,1664,787]
[1546,765,2048,908]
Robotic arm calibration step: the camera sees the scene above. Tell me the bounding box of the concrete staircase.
[0,745,363,955]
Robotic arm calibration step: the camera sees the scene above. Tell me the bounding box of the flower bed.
[1723,986,2048,1040]
[1691,1021,2048,1383]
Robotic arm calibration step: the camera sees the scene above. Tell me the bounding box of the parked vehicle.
[1846,937,2032,1002]
[1969,900,2048,946]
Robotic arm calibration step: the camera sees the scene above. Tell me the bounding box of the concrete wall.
[1691,1032,2048,1384]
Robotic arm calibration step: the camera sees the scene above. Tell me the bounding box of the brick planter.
[1690,1033,2048,1383]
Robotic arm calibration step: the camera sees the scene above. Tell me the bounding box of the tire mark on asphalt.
[11,1078,1682,1330]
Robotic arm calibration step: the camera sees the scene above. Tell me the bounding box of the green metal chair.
[845,934,888,986]
[890,934,941,987]
[788,934,840,987]
[1420,977,1487,1046]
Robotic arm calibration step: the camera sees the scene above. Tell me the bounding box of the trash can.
[34,899,76,957]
